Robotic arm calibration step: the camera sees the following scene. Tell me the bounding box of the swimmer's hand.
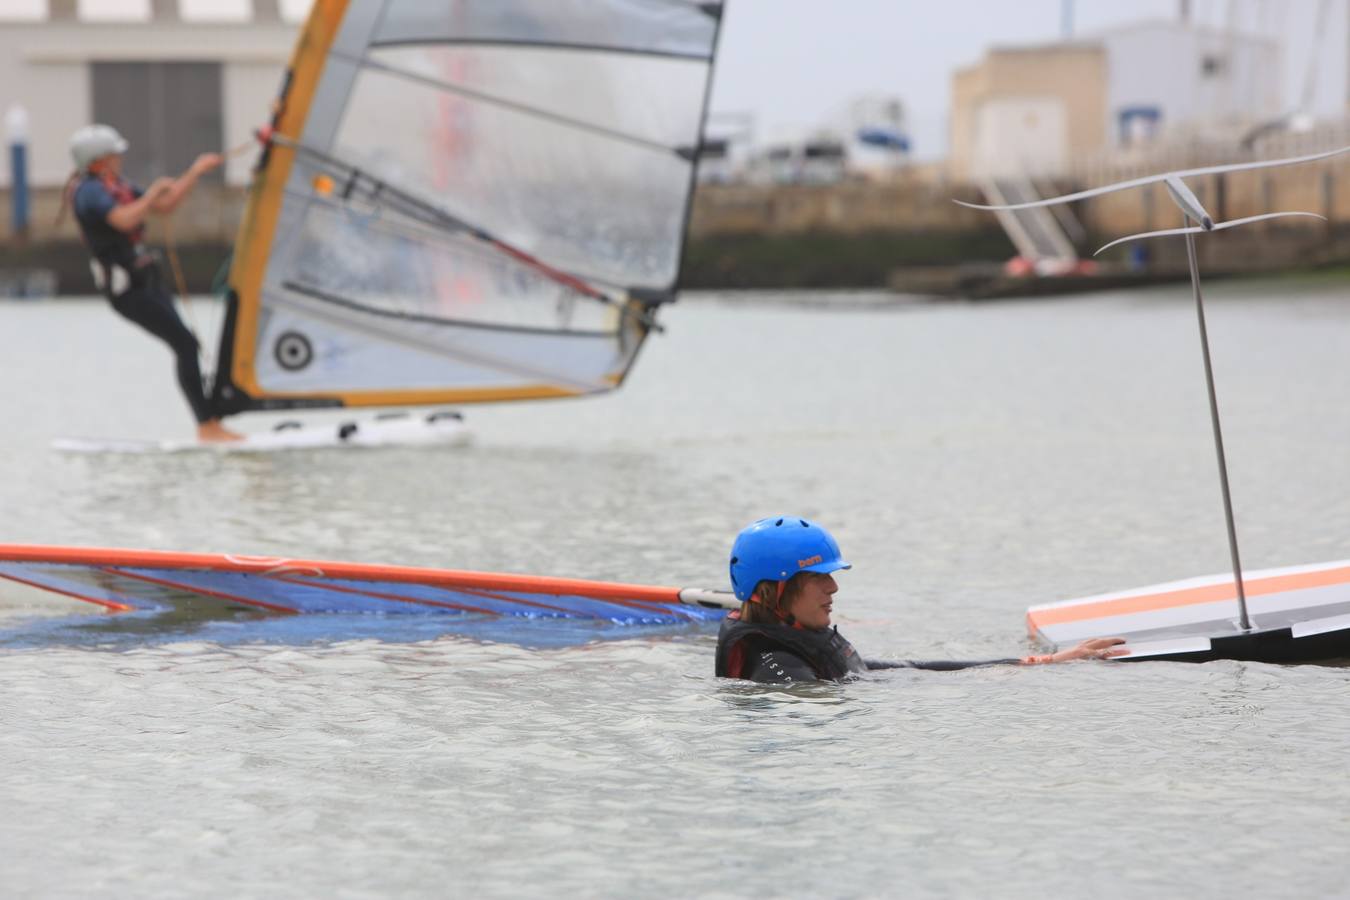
[1021,637,1127,665]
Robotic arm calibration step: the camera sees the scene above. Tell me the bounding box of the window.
[91,62,223,186]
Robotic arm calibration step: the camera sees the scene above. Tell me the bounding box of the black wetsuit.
[73,174,211,424]
[715,614,1020,685]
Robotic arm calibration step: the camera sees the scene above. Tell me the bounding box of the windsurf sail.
[212,0,724,416]
[1028,560,1350,663]
[0,545,735,626]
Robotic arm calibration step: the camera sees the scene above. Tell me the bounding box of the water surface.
[3,281,1350,897]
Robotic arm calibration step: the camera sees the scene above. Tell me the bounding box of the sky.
[709,0,1349,158]
[1,0,1346,160]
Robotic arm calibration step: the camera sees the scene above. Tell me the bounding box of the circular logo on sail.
[274,331,314,371]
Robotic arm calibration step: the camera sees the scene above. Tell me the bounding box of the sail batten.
[281,281,617,339]
[215,0,720,414]
[338,51,700,158]
[369,37,717,62]
[272,137,631,308]
[366,0,721,57]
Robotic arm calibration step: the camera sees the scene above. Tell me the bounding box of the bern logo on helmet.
[797,554,823,568]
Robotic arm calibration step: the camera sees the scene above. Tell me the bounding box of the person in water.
[66,124,241,443]
[715,516,1124,683]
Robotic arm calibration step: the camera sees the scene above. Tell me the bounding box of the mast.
[954,146,1350,636]
[1182,223,1252,630]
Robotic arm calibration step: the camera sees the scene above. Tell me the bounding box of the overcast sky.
[1,0,1346,159]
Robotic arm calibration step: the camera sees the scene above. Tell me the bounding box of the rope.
[162,137,258,376]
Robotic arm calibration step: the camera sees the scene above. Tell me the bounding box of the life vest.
[74,173,152,297]
[98,173,146,244]
[715,612,869,681]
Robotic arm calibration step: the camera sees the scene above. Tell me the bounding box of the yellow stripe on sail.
[226,0,351,400]
[252,384,585,407]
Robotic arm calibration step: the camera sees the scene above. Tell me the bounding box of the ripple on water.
[5,289,1350,896]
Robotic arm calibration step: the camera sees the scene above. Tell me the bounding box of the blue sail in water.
[0,546,733,649]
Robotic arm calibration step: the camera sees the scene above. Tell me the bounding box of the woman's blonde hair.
[738,573,808,625]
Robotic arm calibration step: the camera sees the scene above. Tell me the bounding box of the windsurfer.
[66,124,241,443]
[715,517,1125,683]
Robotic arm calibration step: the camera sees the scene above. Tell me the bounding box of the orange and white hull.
[1029,559,1350,663]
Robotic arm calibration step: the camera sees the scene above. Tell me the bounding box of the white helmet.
[69,124,129,171]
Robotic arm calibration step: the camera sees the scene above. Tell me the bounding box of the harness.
[75,173,154,298]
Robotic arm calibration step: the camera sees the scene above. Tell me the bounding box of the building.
[1104,19,1281,146]
[0,0,302,194]
[950,41,1106,181]
[949,19,1282,180]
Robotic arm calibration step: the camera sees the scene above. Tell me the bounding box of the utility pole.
[6,105,29,244]
[1061,0,1074,39]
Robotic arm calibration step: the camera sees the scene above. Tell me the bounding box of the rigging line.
[269,133,663,329]
[162,136,258,376]
[278,185,633,295]
[274,134,601,293]
[332,49,697,160]
[161,214,208,372]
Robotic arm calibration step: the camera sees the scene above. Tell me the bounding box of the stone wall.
[689,161,1350,242]
[5,149,1350,295]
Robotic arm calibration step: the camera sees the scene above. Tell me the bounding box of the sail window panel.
[274,196,617,336]
[331,63,692,289]
[371,0,720,59]
[366,44,708,154]
[252,296,626,394]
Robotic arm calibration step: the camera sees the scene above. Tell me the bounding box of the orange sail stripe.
[1030,564,1350,628]
[104,568,299,615]
[0,570,133,613]
[230,383,582,408]
[227,0,350,398]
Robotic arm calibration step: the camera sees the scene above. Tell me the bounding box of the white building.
[951,18,1284,180]
[0,1,305,190]
[1103,19,1281,146]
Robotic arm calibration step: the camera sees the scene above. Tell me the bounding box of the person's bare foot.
[197,419,244,443]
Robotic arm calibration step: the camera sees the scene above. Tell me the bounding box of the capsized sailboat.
[68,1,724,452]
[963,145,1350,663]
[0,544,736,644]
[1030,561,1350,663]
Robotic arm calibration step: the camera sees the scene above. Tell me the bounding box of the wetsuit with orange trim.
[72,173,212,424]
[714,612,1022,685]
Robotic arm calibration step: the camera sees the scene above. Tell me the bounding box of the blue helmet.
[728,516,851,602]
